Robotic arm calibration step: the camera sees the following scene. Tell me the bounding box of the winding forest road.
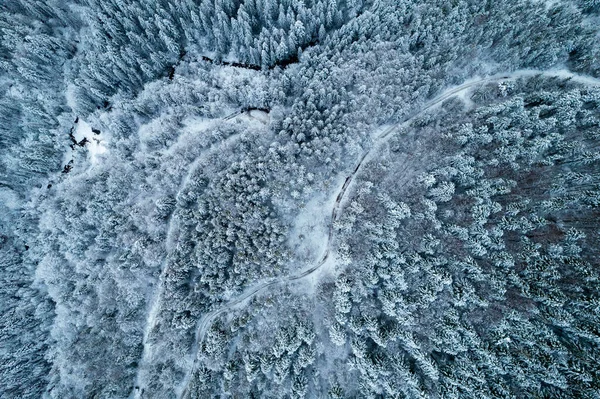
[135,69,600,399]
[130,129,245,399]
[176,71,509,399]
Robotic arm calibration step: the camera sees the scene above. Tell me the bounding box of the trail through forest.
[130,129,244,397]
[132,69,600,399]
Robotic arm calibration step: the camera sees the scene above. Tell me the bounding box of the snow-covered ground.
[0,186,20,210]
[73,119,108,164]
[288,174,345,267]
[247,109,269,124]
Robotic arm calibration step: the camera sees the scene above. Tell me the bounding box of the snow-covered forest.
[1,0,600,397]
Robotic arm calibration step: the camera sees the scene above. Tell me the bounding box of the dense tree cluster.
[328,76,600,397]
[1,0,600,397]
[184,291,320,398]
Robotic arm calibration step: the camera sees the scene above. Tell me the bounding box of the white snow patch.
[534,0,562,10]
[488,68,600,87]
[288,175,344,267]
[310,251,340,285]
[65,84,78,111]
[182,116,215,134]
[288,196,330,266]
[164,116,217,153]
[454,88,475,109]
[166,115,234,159]
[235,110,270,126]
[0,187,20,210]
[248,109,269,124]
[540,68,600,86]
[287,171,349,280]
[75,119,108,164]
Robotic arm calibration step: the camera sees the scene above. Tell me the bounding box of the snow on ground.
[0,186,20,210]
[74,118,108,164]
[65,84,78,111]
[454,87,476,109]
[486,68,600,86]
[288,174,345,267]
[302,251,340,293]
[235,109,270,125]
[178,116,216,147]
[182,116,215,134]
[542,68,600,86]
[248,109,269,124]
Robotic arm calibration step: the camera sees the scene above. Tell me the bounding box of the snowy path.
[135,69,600,398]
[130,126,243,399]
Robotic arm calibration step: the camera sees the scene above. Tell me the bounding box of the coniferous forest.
[1,0,600,398]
